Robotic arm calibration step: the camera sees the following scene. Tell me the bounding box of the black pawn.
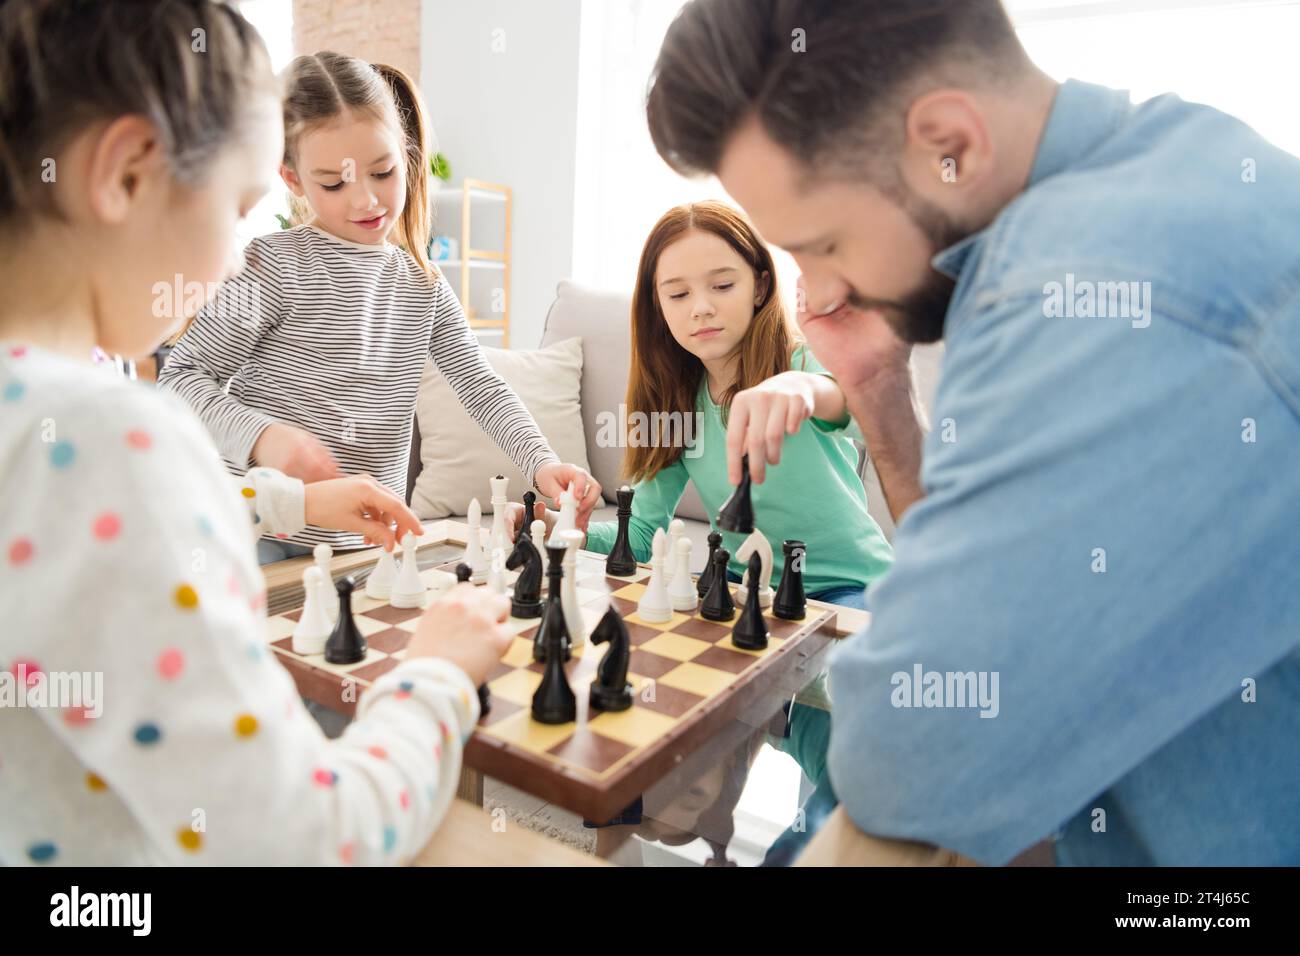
[532,543,571,663]
[454,563,492,717]
[324,576,366,664]
[716,453,755,534]
[505,532,543,618]
[696,530,722,599]
[588,606,632,712]
[700,547,736,622]
[773,540,807,621]
[605,484,637,576]
[515,491,536,546]
[731,553,769,650]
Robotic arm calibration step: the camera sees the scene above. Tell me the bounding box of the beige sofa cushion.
[410,336,592,518]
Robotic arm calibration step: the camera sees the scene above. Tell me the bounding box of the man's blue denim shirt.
[827,79,1300,865]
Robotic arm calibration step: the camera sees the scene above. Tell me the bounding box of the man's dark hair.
[646,0,1026,181]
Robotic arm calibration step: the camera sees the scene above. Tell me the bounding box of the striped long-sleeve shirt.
[159,224,557,550]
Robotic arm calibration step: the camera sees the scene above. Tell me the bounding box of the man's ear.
[85,115,164,225]
[901,89,992,194]
[280,163,305,197]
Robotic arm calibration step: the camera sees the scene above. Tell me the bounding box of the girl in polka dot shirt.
[0,0,512,865]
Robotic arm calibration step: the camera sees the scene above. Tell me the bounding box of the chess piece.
[390,532,428,608]
[666,518,686,587]
[532,543,571,664]
[487,547,507,595]
[324,576,366,665]
[696,530,722,599]
[773,540,807,621]
[734,530,774,608]
[605,484,637,576]
[427,568,456,600]
[454,562,492,717]
[560,529,587,648]
[731,553,769,651]
[365,544,399,601]
[588,606,632,712]
[505,530,543,618]
[549,483,577,546]
[636,527,672,623]
[700,547,736,622]
[463,498,488,584]
[716,453,755,534]
[667,536,698,612]
[314,542,338,622]
[488,474,510,553]
[515,490,537,546]
[531,598,577,725]
[292,566,333,655]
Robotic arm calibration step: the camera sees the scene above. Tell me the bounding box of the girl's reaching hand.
[725,372,819,485]
[303,475,423,551]
[407,584,513,686]
[534,462,603,525]
[503,499,555,542]
[253,422,342,483]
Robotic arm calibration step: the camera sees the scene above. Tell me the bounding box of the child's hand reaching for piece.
[407,584,513,686]
[504,499,549,541]
[726,371,822,485]
[303,475,423,551]
[534,462,602,524]
[253,422,342,483]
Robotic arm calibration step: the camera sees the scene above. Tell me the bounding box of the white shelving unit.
[431,179,512,347]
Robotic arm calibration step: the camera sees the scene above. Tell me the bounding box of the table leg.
[458,765,484,805]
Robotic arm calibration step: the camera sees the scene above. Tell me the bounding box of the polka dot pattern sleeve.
[0,348,478,865]
[236,466,306,539]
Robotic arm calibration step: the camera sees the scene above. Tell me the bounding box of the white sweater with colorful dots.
[0,343,479,865]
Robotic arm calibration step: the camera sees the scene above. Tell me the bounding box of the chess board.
[265,544,839,822]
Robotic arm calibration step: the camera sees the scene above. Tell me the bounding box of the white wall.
[420,0,583,350]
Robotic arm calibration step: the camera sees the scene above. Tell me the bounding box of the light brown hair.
[282,51,438,283]
[623,201,800,483]
[0,0,277,232]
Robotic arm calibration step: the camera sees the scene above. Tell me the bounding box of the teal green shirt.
[585,347,893,595]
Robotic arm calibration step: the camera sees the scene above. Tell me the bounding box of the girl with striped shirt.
[161,51,599,563]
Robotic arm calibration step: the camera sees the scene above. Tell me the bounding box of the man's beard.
[852,182,968,345]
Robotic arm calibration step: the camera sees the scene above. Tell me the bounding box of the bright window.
[235,0,296,243]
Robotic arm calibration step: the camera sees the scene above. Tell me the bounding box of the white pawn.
[488,546,507,596]
[488,474,510,554]
[549,483,577,547]
[668,536,698,612]
[531,518,548,551]
[463,498,488,584]
[313,542,338,623]
[365,545,399,600]
[560,529,586,648]
[665,518,686,587]
[637,527,672,623]
[735,530,774,608]
[293,566,333,655]
[428,568,457,600]
[390,532,429,609]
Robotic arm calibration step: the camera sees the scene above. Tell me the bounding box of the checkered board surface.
[265,549,837,821]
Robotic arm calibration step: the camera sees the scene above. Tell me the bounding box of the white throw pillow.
[411,336,592,518]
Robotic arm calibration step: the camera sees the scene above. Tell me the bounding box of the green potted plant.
[430,152,452,183]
